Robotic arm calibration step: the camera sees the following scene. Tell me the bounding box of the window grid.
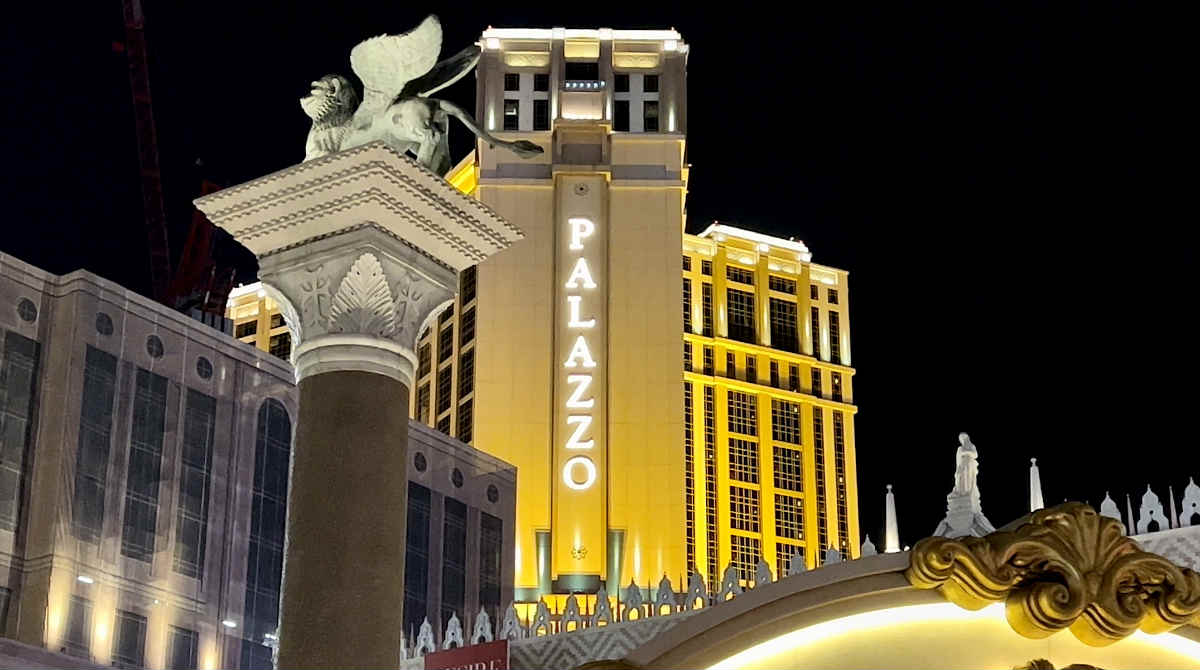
[418,343,432,379]
[683,341,692,372]
[64,595,91,657]
[776,541,803,578]
[703,386,719,591]
[479,512,504,612]
[813,408,829,557]
[268,332,290,361]
[773,445,804,492]
[682,278,692,332]
[811,368,822,399]
[438,324,454,363]
[701,260,713,276]
[1,332,39,532]
[121,368,168,562]
[701,283,714,336]
[458,349,475,398]
[729,486,760,532]
[460,308,476,346]
[702,346,714,376]
[769,276,797,294]
[460,265,477,304]
[726,352,736,380]
[746,356,756,384]
[404,483,431,636]
[832,371,843,402]
[771,399,802,444]
[441,498,468,627]
[833,411,850,553]
[769,361,779,388]
[682,254,691,271]
[726,288,757,344]
[168,626,199,670]
[416,384,430,424]
[775,494,805,540]
[728,438,759,484]
[74,347,117,543]
[769,298,799,354]
[726,391,757,436]
[810,284,819,300]
[827,288,839,304]
[730,534,761,584]
[788,364,800,393]
[457,400,473,444]
[684,383,695,574]
[726,265,754,285]
[829,312,842,365]
[810,307,821,359]
[436,366,452,416]
[174,390,215,577]
[242,401,291,663]
[113,610,147,669]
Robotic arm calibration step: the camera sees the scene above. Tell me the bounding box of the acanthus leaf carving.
[328,253,397,337]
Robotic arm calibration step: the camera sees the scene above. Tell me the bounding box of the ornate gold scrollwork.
[906,502,1200,646]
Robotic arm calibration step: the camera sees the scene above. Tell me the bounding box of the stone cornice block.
[194,141,522,271]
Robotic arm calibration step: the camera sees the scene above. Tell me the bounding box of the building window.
[121,368,168,562]
[241,399,291,669]
[702,346,714,376]
[533,99,550,130]
[833,411,850,553]
[269,332,291,361]
[503,100,519,131]
[416,384,430,424]
[460,308,476,346]
[16,298,37,322]
[565,61,600,80]
[168,626,199,670]
[683,341,692,372]
[1,332,39,531]
[769,361,779,388]
[701,283,714,337]
[684,383,695,574]
[682,278,692,332]
[64,595,91,657]
[829,312,842,365]
[727,390,757,436]
[534,73,550,91]
[811,368,822,398]
[810,284,819,300]
[775,494,805,540]
[146,335,164,359]
[614,73,629,92]
[777,542,802,579]
[74,346,116,543]
[174,390,215,578]
[113,610,147,669]
[418,343,432,379]
[457,400,473,443]
[703,386,719,591]
[832,371,843,402]
[441,497,468,627]
[771,399,802,444]
[0,587,9,637]
[726,265,754,284]
[235,320,257,338]
[460,265,477,304]
[270,313,284,329]
[725,351,736,380]
[458,349,474,398]
[436,367,452,416]
[701,260,712,276]
[827,288,839,304]
[788,364,800,393]
[746,356,757,383]
[614,100,630,132]
[480,512,504,613]
[728,438,759,484]
[438,324,454,362]
[682,254,691,271]
[769,298,799,353]
[643,74,660,92]
[729,486,760,532]
[436,414,450,434]
[810,307,821,359]
[813,408,828,555]
[726,288,756,344]
[404,483,431,636]
[773,445,804,492]
[195,357,213,380]
[730,534,760,584]
[769,276,796,294]
[96,312,114,336]
[503,73,520,91]
[643,100,659,132]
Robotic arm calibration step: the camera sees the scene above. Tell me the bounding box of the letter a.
[565,258,597,289]
[563,335,597,368]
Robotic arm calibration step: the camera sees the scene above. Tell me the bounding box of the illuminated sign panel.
[554,180,607,578]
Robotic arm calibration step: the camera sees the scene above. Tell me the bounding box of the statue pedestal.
[196,142,521,668]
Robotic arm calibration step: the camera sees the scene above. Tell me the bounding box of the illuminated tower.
[467,28,689,599]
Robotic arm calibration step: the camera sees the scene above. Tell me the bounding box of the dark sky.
[7,3,1195,547]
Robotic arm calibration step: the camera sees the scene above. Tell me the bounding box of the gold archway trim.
[905,502,1200,646]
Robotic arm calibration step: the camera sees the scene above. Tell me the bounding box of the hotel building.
[0,253,515,668]
[228,25,859,601]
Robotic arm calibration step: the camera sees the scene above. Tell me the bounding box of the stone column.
[196,142,522,668]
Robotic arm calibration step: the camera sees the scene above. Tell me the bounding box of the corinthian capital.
[196,141,522,387]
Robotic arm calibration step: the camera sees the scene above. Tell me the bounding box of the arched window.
[241,399,291,669]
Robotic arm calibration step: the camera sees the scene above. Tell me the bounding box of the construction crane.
[115,0,237,320]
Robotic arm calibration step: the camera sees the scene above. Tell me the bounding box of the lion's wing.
[350,15,442,125]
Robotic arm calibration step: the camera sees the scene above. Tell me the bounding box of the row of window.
[686,344,846,403]
[683,256,838,304]
[501,99,660,132]
[503,71,659,93]
[64,600,199,669]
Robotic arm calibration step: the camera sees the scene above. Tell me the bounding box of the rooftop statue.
[300,15,543,174]
[933,432,995,538]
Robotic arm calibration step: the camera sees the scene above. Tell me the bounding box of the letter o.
[562,456,597,490]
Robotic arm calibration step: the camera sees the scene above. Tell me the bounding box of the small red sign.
[424,639,509,670]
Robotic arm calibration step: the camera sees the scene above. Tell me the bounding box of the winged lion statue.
[300,15,543,174]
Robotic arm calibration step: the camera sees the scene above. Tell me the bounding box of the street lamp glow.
[76,575,94,584]
[222,620,238,629]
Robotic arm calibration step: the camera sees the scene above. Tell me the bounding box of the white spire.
[1029,458,1044,512]
[1168,485,1179,530]
[1125,494,1136,537]
[860,534,877,557]
[1099,492,1121,523]
[1136,485,1168,534]
[884,484,900,553]
[1182,477,1200,528]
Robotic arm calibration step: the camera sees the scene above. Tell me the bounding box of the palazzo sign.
[562,216,599,490]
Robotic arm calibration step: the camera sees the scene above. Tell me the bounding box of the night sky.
[7,4,1195,547]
